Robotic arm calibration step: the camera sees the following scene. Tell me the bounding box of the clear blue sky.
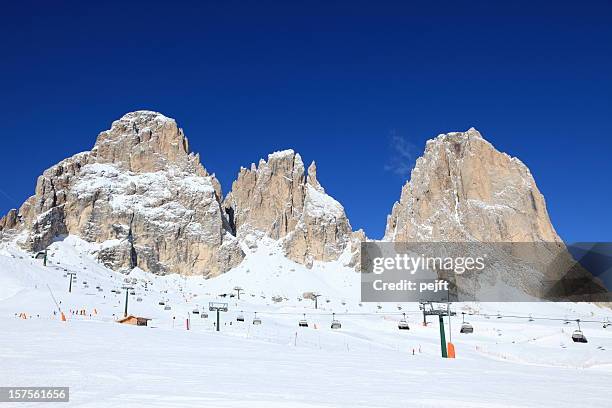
[1,0,610,242]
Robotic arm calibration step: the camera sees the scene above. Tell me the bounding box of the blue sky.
[0,0,610,241]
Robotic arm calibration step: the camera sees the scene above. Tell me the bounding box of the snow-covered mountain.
[0,111,603,299]
[0,111,361,276]
[223,149,362,268]
[384,128,560,243]
[0,111,243,276]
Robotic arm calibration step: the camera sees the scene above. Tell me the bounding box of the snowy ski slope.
[1,236,612,407]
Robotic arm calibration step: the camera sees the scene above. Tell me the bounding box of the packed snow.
[1,236,612,407]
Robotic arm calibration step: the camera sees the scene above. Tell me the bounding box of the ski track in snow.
[1,235,612,408]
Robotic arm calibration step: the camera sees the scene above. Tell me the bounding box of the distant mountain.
[384,128,560,243]
[0,111,359,276]
[0,111,606,302]
[0,111,243,276]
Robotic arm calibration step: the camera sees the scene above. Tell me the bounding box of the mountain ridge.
[0,110,563,279]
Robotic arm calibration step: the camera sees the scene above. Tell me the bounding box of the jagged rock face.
[385,128,561,243]
[5,111,243,276]
[0,209,19,231]
[379,129,604,300]
[224,150,355,267]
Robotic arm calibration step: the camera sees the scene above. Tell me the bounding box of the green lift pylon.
[439,314,448,358]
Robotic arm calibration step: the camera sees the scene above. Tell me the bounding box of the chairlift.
[237,312,245,322]
[299,313,309,328]
[331,313,341,329]
[253,312,262,325]
[460,312,474,334]
[571,320,588,343]
[398,313,410,330]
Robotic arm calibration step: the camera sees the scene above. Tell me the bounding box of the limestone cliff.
[1,111,243,276]
[223,150,358,267]
[384,128,561,243]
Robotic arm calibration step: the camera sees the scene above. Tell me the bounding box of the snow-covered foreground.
[1,236,612,407]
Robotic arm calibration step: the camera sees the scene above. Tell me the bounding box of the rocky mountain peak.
[1,111,243,277]
[91,110,207,176]
[224,150,358,268]
[385,128,560,243]
[307,161,323,191]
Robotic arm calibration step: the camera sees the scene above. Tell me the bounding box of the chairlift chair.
[136,297,143,302]
[331,313,341,329]
[299,313,309,327]
[253,312,262,325]
[460,312,474,334]
[164,305,171,311]
[192,309,200,314]
[529,314,534,322]
[460,323,474,334]
[237,312,245,322]
[398,313,410,330]
[572,320,588,343]
[201,312,208,319]
[159,301,165,306]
